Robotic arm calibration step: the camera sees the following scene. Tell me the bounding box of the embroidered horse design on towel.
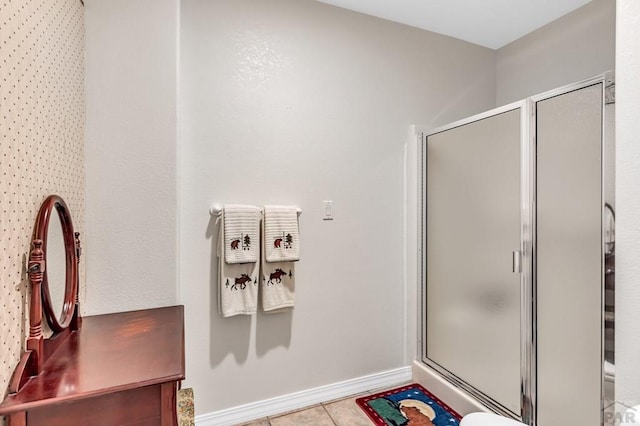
[231,274,252,290]
[267,268,286,284]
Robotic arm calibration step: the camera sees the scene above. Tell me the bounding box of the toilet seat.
[460,412,527,426]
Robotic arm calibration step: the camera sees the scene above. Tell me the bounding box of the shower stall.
[419,74,615,426]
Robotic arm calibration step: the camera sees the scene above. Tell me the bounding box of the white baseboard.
[411,360,489,416]
[195,366,412,426]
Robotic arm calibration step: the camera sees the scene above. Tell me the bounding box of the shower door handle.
[512,250,522,273]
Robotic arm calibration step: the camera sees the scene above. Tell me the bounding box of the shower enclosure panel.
[535,82,604,426]
[422,103,532,420]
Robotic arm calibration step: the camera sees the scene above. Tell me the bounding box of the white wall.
[615,0,640,411]
[84,0,179,314]
[496,0,615,106]
[179,0,496,415]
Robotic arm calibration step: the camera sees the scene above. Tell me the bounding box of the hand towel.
[223,204,260,264]
[263,205,300,263]
[261,221,295,313]
[217,215,259,317]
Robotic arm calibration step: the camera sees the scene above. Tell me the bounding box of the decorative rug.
[177,387,195,426]
[356,383,462,426]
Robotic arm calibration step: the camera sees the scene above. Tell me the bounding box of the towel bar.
[209,203,302,217]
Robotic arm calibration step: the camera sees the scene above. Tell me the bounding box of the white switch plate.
[322,200,333,220]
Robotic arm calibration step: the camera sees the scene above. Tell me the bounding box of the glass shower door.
[423,106,526,417]
[535,82,603,426]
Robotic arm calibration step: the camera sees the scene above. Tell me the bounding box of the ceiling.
[314,0,593,49]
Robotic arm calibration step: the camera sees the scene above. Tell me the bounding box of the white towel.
[263,205,300,263]
[223,205,260,264]
[260,221,295,313]
[217,216,259,317]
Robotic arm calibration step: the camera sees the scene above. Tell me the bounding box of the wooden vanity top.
[0,305,185,415]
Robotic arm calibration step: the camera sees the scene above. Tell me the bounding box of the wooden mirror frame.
[35,195,79,332]
[9,195,82,393]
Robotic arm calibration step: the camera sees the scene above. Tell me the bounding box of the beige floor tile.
[324,397,373,426]
[270,405,336,426]
[238,418,271,426]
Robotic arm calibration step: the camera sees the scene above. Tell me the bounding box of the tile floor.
[238,384,411,426]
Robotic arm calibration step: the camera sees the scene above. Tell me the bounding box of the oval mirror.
[46,212,66,323]
[33,195,78,332]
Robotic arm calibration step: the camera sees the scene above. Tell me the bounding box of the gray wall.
[179,0,496,416]
[81,0,625,419]
[496,0,615,106]
[84,0,179,314]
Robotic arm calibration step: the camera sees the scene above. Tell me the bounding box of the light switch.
[322,200,333,220]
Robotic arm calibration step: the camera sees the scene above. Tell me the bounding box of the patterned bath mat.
[177,387,195,426]
[356,383,462,426]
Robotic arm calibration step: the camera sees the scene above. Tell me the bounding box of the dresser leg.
[161,382,178,426]
[8,412,26,426]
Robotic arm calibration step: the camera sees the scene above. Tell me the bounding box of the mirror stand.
[8,196,82,394]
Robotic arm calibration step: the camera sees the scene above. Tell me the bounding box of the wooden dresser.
[0,306,185,426]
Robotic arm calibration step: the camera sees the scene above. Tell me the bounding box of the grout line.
[320,404,339,426]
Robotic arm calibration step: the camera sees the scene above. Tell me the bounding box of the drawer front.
[27,385,161,426]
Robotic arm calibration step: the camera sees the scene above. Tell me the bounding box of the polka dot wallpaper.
[0,0,85,409]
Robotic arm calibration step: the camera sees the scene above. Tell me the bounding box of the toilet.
[460,412,527,426]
